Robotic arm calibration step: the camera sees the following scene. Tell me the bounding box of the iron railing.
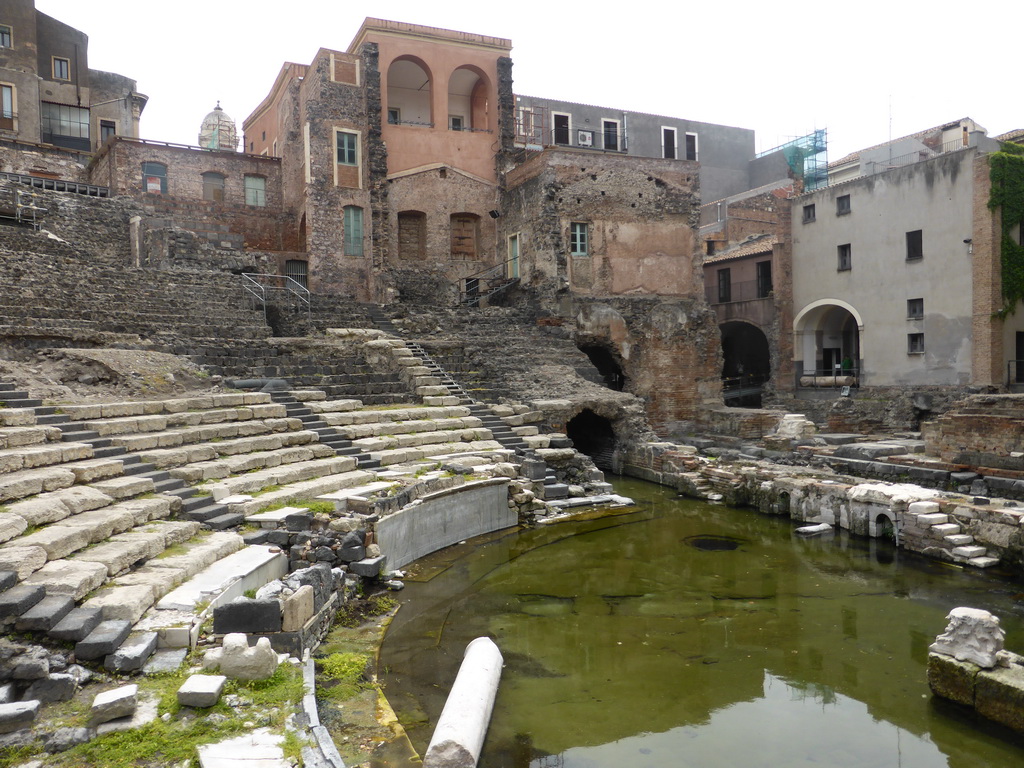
[458,257,521,306]
[0,171,108,197]
[705,279,772,305]
[241,273,311,322]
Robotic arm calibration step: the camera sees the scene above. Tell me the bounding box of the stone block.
[0,584,45,617]
[976,663,1024,732]
[0,701,39,734]
[281,585,314,632]
[144,648,188,674]
[177,674,226,708]
[22,673,77,703]
[91,685,138,726]
[14,525,90,561]
[0,514,27,544]
[83,585,156,623]
[49,604,104,642]
[203,634,280,681]
[349,555,386,578]
[75,619,132,661]
[0,683,14,704]
[927,652,977,706]
[15,594,75,631]
[104,633,159,673]
[212,598,282,634]
[23,559,108,600]
[12,654,48,680]
[914,513,948,527]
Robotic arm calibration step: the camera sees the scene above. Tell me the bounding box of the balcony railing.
[705,279,772,305]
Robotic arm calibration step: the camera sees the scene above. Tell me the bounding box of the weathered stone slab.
[90,476,156,500]
[177,674,226,708]
[0,514,27,544]
[117,497,173,524]
[48,604,104,642]
[213,598,282,635]
[349,556,386,578]
[76,537,163,577]
[83,585,155,623]
[976,663,1024,732]
[23,559,108,600]
[144,648,188,675]
[0,467,75,503]
[75,619,133,660]
[112,565,186,600]
[67,458,125,484]
[0,701,39,734]
[928,652,978,705]
[23,673,77,703]
[0,585,45,617]
[104,633,158,673]
[61,507,137,543]
[14,525,90,560]
[90,684,138,726]
[6,496,72,527]
[281,585,314,632]
[15,594,75,631]
[57,486,115,515]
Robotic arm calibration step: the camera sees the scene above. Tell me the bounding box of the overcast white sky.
[35,0,1021,163]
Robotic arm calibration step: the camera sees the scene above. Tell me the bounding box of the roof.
[704,234,776,265]
[828,117,977,169]
[995,129,1024,144]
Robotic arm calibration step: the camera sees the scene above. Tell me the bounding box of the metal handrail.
[241,272,311,321]
[458,257,521,306]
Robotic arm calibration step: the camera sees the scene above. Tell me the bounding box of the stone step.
[930,523,961,536]
[206,455,359,497]
[223,469,377,516]
[110,418,301,453]
[952,545,988,559]
[156,545,287,614]
[944,534,975,546]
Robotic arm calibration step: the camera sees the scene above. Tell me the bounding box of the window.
[40,102,89,150]
[0,85,13,130]
[142,162,167,194]
[52,57,70,81]
[448,115,464,131]
[336,131,358,165]
[284,260,308,289]
[836,195,851,215]
[906,229,923,261]
[202,172,225,202]
[685,132,698,161]
[99,120,115,143]
[0,25,11,48]
[553,113,570,145]
[662,127,677,159]
[907,298,924,319]
[602,119,619,151]
[570,222,589,256]
[837,243,852,271]
[507,234,520,279]
[344,206,364,256]
[756,260,773,298]
[802,204,816,223]
[388,107,400,124]
[908,333,925,354]
[717,268,732,303]
[244,175,266,207]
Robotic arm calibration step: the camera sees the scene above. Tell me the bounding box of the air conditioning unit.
[577,130,593,147]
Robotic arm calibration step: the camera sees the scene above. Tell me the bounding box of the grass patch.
[317,651,371,701]
[11,664,304,768]
[254,484,283,495]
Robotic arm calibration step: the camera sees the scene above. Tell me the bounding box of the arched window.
[202,172,226,202]
[142,162,167,194]
[447,67,490,131]
[386,57,432,127]
[343,205,363,257]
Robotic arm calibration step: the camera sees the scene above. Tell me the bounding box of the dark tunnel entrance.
[566,409,617,471]
[578,344,625,391]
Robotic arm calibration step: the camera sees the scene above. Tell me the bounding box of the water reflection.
[381,477,1024,768]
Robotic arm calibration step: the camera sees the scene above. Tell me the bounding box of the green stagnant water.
[380,477,1024,767]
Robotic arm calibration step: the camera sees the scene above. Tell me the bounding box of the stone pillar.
[423,637,503,768]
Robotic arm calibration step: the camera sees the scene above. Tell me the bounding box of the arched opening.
[720,321,770,407]
[397,210,426,260]
[565,410,616,471]
[870,511,896,541]
[578,344,625,391]
[447,66,490,131]
[795,302,862,382]
[386,57,432,127]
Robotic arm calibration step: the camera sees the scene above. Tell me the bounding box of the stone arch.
[869,510,896,540]
[720,320,770,407]
[793,300,863,378]
[575,303,634,392]
[447,65,491,131]
[386,56,433,127]
[577,342,626,391]
[565,409,617,471]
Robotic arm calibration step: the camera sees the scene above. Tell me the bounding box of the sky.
[34,0,1021,163]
